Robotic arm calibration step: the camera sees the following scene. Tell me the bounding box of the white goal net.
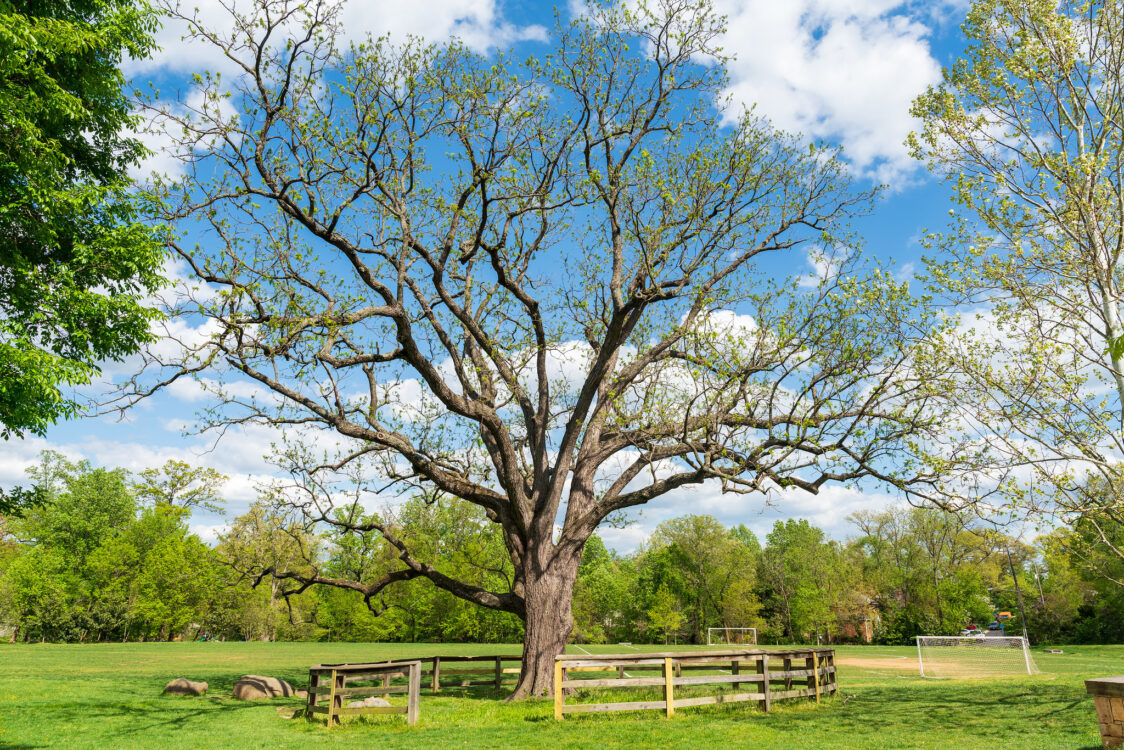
[707,627,757,646]
[916,636,1039,678]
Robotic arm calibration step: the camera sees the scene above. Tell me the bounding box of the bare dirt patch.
[835,655,918,672]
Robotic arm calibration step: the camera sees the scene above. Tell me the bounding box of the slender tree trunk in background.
[1005,544,1031,642]
[509,541,581,700]
[933,568,944,626]
[266,575,280,642]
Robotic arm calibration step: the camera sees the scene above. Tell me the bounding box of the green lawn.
[0,641,1115,749]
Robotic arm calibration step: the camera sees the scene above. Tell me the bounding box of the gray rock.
[232,675,297,700]
[347,696,391,708]
[164,678,208,696]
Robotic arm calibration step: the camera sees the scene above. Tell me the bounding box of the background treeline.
[2,453,1122,645]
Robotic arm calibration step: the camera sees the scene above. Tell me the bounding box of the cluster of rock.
[162,674,298,700]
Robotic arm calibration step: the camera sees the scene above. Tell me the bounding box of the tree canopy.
[910,0,1124,559]
[0,0,165,451]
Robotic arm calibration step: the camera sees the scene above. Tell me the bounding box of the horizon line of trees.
[2,453,1122,647]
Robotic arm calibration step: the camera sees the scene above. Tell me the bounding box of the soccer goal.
[707,627,757,646]
[916,636,1039,678]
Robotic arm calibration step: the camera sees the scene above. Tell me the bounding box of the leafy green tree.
[126,0,966,696]
[572,534,629,643]
[0,546,76,641]
[910,0,1124,557]
[1,453,230,643]
[133,460,228,513]
[0,0,165,445]
[17,451,135,564]
[132,526,217,640]
[648,515,760,642]
[851,507,996,642]
[760,519,853,643]
[647,583,683,645]
[218,500,320,641]
[86,504,221,640]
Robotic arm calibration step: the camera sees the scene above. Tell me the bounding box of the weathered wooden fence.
[553,648,836,720]
[306,660,421,726]
[423,654,523,692]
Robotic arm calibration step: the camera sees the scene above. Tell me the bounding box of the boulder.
[232,675,297,700]
[347,696,391,708]
[164,678,208,696]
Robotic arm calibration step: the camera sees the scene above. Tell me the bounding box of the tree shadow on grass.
[756,683,1097,745]
[39,693,289,741]
[538,680,1100,747]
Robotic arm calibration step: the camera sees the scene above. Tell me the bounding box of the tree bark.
[508,544,581,699]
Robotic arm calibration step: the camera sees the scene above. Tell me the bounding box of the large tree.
[0,0,165,457]
[910,0,1124,560]
[128,0,962,696]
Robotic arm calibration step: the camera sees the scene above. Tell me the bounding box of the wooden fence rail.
[306,660,421,727]
[423,654,523,692]
[553,648,836,720]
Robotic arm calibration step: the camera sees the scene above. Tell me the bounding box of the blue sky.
[4,0,977,553]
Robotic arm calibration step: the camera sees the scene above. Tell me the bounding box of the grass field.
[0,641,1116,749]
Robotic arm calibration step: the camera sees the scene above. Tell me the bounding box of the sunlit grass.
[0,641,1114,748]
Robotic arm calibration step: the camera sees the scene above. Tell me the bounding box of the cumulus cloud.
[127,0,546,78]
[600,478,903,553]
[718,0,954,181]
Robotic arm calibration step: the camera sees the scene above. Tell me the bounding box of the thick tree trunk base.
[507,562,578,700]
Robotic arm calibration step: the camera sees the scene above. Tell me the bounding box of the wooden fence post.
[812,651,821,704]
[554,660,564,721]
[664,658,675,718]
[732,659,740,690]
[805,654,816,702]
[327,668,341,727]
[407,661,420,726]
[784,657,792,692]
[306,670,320,718]
[495,655,503,689]
[759,655,771,712]
[431,656,440,693]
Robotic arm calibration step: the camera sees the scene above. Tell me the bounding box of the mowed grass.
[0,640,1116,749]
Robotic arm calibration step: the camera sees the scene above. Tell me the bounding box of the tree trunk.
[508,545,581,700]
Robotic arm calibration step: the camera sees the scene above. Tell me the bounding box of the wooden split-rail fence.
[552,648,836,720]
[425,654,523,691]
[305,654,521,726]
[306,660,422,726]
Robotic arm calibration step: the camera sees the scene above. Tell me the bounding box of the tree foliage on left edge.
[0,0,165,451]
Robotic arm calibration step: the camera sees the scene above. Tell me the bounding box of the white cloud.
[189,522,227,544]
[718,0,952,181]
[127,0,546,78]
[597,477,903,554]
[797,247,846,287]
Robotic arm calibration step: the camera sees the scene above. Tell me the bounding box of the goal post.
[707,627,757,646]
[915,636,1039,678]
